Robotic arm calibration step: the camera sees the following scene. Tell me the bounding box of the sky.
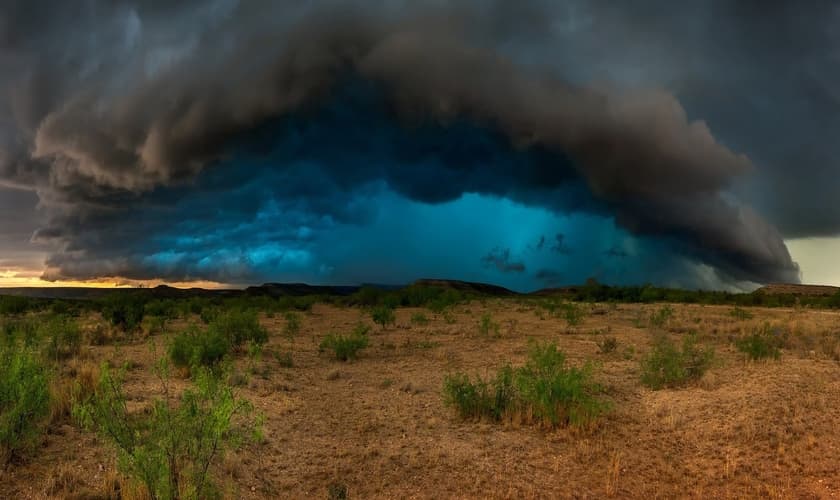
[0,1,839,292]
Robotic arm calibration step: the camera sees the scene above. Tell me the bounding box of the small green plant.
[283,311,301,340]
[597,337,618,354]
[640,334,714,389]
[101,295,145,332]
[729,307,754,321]
[443,342,608,429]
[561,302,585,327]
[735,325,782,361]
[143,315,167,336]
[208,309,268,350]
[410,312,430,326]
[320,328,369,361]
[41,315,82,362]
[327,481,349,500]
[73,360,261,500]
[649,305,674,329]
[442,311,457,324]
[477,313,500,337]
[169,325,231,371]
[0,344,50,465]
[274,351,294,368]
[370,305,396,330]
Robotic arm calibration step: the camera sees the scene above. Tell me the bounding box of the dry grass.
[3,301,840,498]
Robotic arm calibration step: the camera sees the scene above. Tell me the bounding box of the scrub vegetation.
[2,283,840,497]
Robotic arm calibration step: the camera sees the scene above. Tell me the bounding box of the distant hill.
[245,283,363,297]
[756,283,840,296]
[411,279,516,296]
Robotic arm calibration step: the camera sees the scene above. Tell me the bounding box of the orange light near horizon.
[0,267,235,289]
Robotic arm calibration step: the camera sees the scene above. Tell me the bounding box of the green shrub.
[640,334,714,389]
[729,307,754,321]
[274,351,294,368]
[101,295,146,332]
[0,295,39,316]
[142,315,167,336]
[283,311,301,339]
[0,345,50,465]
[410,312,430,326]
[370,306,396,329]
[41,315,82,362]
[169,326,231,371]
[443,368,514,422]
[597,337,618,354]
[649,305,674,329]
[443,342,608,429]
[1,317,39,348]
[561,302,585,327]
[735,325,782,361]
[477,313,500,337]
[319,329,369,361]
[207,309,268,350]
[73,361,261,500]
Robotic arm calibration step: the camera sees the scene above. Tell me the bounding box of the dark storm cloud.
[550,233,572,255]
[0,0,815,285]
[535,269,564,286]
[481,248,526,274]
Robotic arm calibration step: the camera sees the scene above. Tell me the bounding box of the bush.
[73,361,261,500]
[640,334,714,389]
[735,325,782,361]
[0,345,50,465]
[41,315,82,362]
[169,326,231,371]
[283,311,301,340]
[410,312,430,326]
[1,317,39,348]
[443,342,608,429]
[207,309,268,350]
[477,314,500,337]
[0,295,39,316]
[649,305,674,329]
[320,328,369,361]
[561,302,585,327]
[729,307,754,321]
[370,305,396,329]
[597,337,618,354]
[101,295,145,332]
[443,369,514,422]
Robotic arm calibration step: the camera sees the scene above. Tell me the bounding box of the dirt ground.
[3,300,840,499]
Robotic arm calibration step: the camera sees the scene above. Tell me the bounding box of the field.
[1,292,840,499]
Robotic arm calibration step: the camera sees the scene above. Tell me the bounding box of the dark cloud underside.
[3,0,830,288]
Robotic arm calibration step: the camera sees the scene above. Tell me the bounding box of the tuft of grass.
[443,342,608,429]
[597,337,618,354]
[640,334,714,389]
[320,328,369,361]
[410,312,430,326]
[73,361,261,500]
[648,305,674,329]
[283,311,301,339]
[274,351,294,368]
[561,302,585,327]
[169,325,231,372]
[41,314,82,362]
[477,313,500,337]
[735,324,782,361]
[729,307,754,321]
[370,305,396,329]
[327,481,349,500]
[0,344,50,465]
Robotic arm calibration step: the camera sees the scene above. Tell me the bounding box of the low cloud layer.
[2,0,825,288]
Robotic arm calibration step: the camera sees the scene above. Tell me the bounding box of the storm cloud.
[2,0,826,288]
